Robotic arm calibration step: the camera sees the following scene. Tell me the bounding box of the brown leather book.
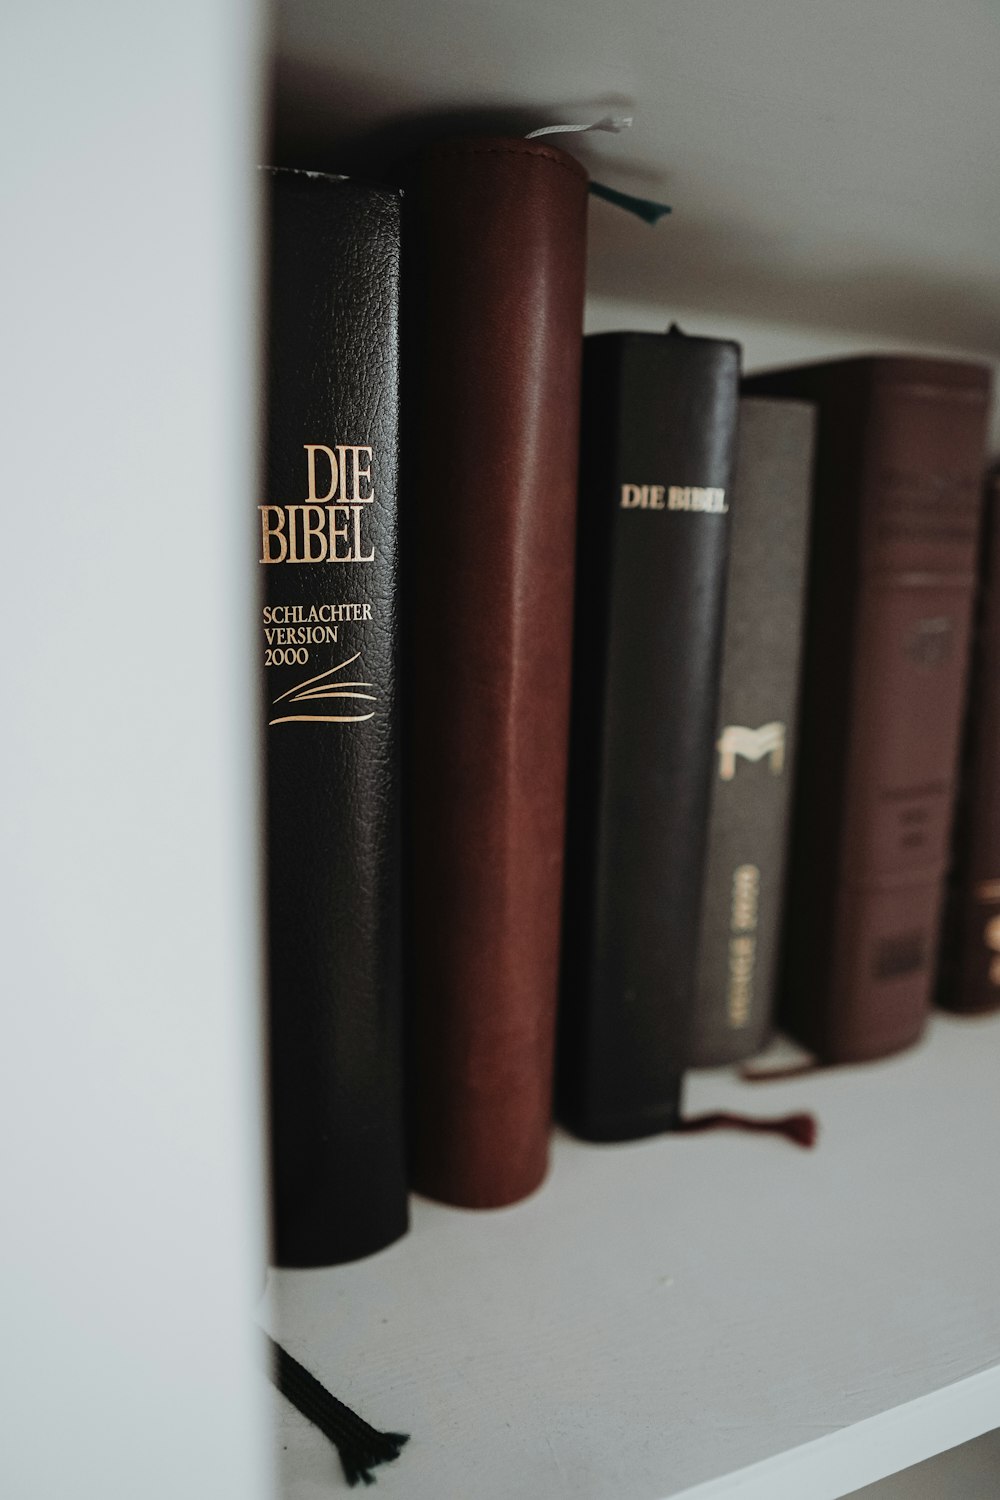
[744,357,991,1062]
[938,466,1000,1014]
[406,137,588,1205]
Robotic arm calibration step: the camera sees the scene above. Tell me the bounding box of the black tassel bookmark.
[264,1332,409,1487]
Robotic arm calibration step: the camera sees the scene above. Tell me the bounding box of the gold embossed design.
[727,864,760,1027]
[269,652,376,725]
[904,615,954,668]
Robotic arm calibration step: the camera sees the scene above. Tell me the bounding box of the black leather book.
[260,168,407,1264]
[690,397,815,1065]
[560,327,740,1141]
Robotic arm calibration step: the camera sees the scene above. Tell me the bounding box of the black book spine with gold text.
[560,327,740,1140]
[260,168,407,1265]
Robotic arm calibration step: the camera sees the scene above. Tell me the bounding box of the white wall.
[0,2,271,1496]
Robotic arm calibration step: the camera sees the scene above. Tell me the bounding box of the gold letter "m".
[716,722,786,781]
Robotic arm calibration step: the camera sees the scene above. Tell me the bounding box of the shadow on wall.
[584,196,1000,357]
[267,54,1000,360]
[844,1426,1000,1499]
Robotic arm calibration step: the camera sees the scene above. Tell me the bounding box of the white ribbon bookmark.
[524,115,671,224]
[526,114,635,139]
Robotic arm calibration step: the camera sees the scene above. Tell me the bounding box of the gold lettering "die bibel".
[620,483,728,513]
[259,443,377,564]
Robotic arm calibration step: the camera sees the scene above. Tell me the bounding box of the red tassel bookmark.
[674,1110,818,1148]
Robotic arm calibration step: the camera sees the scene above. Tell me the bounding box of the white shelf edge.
[666,1365,1000,1500]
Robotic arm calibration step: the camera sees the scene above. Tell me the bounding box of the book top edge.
[749,352,992,391]
[421,135,588,181]
[586,329,742,359]
[260,164,346,181]
[739,393,817,415]
[260,165,403,199]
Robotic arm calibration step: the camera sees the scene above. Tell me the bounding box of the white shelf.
[265,1012,1000,1500]
[17,1,995,1497]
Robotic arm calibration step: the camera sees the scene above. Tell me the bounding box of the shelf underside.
[266,1011,1000,1500]
[271,0,1000,356]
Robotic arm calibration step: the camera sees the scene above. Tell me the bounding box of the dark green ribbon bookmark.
[589,180,672,224]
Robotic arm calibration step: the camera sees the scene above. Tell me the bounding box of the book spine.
[560,330,740,1140]
[690,397,815,1067]
[407,137,588,1207]
[939,469,1000,1014]
[752,361,991,1062]
[260,169,407,1265]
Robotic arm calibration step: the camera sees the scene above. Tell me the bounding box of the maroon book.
[938,466,1000,1014]
[406,138,588,1206]
[745,357,991,1062]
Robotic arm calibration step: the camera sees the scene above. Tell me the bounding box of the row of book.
[258,140,996,1268]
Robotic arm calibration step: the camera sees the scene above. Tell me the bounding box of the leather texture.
[406,137,588,1207]
[690,397,815,1065]
[938,467,1000,1014]
[261,168,408,1264]
[746,357,992,1062]
[560,329,740,1141]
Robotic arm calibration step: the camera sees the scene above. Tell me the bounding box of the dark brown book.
[406,137,588,1206]
[938,466,1000,1014]
[745,356,991,1062]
